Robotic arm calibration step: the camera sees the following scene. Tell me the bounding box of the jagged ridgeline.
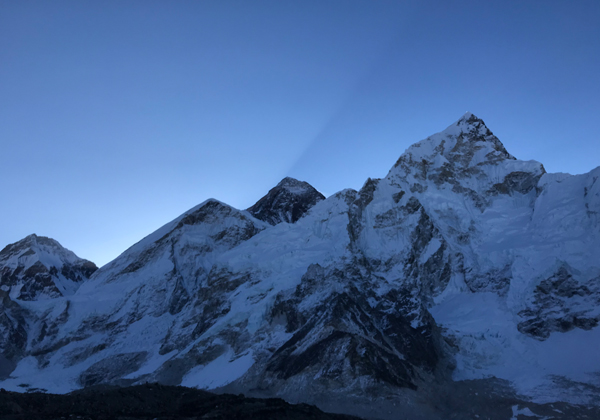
[1,113,599,420]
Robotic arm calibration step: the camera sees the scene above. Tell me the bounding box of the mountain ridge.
[1,113,599,420]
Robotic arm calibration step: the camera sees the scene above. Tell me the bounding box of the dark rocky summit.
[247,177,325,225]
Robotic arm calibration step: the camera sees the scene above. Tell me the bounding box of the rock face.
[247,177,325,225]
[0,289,28,376]
[1,113,600,419]
[0,234,97,379]
[517,264,600,339]
[0,234,97,301]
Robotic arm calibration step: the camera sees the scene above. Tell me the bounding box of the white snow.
[511,405,546,419]
[2,113,599,410]
[181,348,254,389]
[431,291,600,404]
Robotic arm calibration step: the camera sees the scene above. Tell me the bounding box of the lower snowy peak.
[0,234,97,301]
[0,198,273,391]
[0,234,97,378]
[80,198,269,293]
[247,177,325,225]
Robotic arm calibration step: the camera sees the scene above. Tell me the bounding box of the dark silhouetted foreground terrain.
[0,384,361,420]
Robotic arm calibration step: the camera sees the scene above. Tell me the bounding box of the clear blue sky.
[1,1,599,266]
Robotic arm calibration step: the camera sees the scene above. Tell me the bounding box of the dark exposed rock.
[0,234,97,301]
[488,171,544,196]
[454,114,513,160]
[394,114,513,174]
[168,277,190,315]
[158,268,254,355]
[465,265,512,296]
[263,261,449,393]
[518,265,600,339]
[356,178,380,209]
[79,352,148,387]
[392,190,405,203]
[181,200,263,247]
[0,291,28,364]
[345,178,382,250]
[32,300,70,347]
[248,177,325,225]
[391,113,534,213]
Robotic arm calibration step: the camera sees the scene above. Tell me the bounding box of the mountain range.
[1,113,599,420]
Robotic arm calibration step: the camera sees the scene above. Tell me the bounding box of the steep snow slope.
[380,114,600,404]
[1,114,599,419]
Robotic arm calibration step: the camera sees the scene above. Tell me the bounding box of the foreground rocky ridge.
[1,113,599,419]
[2,381,599,420]
[0,383,361,420]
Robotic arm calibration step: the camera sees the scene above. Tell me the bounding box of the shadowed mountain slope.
[1,113,599,420]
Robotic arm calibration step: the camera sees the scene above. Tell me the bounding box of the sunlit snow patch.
[181,348,254,389]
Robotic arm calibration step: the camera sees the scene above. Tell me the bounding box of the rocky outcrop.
[247,177,325,225]
[0,234,97,301]
[518,264,600,339]
[0,234,97,379]
[261,261,449,392]
[0,290,28,374]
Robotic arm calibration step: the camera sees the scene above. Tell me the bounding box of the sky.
[1,0,599,267]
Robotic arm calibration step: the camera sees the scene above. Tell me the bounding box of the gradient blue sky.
[1,1,599,266]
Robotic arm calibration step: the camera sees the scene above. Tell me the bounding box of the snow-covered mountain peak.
[1,234,87,271]
[449,111,493,136]
[455,111,483,127]
[386,113,544,214]
[85,197,269,290]
[247,177,325,225]
[276,176,313,191]
[391,113,515,176]
[0,234,97,300]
